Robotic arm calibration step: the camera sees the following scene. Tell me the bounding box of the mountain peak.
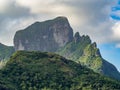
[92,42,97,48]
[55,16,68,20]
[13,17,120,80]
[74,32,81,43]
[14,16,73,51]
[81,35,91,44]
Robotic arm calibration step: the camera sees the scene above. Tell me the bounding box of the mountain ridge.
[13,16,120,80]
[57,31,120,80]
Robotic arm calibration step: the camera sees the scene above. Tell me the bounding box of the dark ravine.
[0,51,120,90]
[13,16,120,80]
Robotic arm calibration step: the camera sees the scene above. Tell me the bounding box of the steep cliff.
[14,17,73,52]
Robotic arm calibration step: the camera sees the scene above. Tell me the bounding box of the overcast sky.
[0,0,120,71]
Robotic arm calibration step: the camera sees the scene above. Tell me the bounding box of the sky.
[0,0,120,71]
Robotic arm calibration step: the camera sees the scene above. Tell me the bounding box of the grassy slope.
[0,51,120,90]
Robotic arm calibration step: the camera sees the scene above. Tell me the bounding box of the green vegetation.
[0,51,120,90]
[79,43,102,72]
[57,33,120,80]
[0,43,15,61]
[57,35,91,61]
[0,43,15,69]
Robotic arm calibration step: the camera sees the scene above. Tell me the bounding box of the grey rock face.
[14,17,73,52]
[74,32,81,43]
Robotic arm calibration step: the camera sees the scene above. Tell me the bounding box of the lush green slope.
[0,51,120,90]
[0,43,15,61]
[0,43,15,69]
[57,32,120,80]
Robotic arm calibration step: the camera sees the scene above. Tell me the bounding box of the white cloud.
[0,0,119,47]
[0,0,14,13]
[116,43,120,48]
[109,21,120,48]
[112,22,120,40]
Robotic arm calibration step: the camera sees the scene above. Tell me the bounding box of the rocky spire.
[74,32,81,43]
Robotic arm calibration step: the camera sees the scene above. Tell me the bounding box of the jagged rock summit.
[14,16,73,52]
[13,16,120,80]
[57,32,120,80]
